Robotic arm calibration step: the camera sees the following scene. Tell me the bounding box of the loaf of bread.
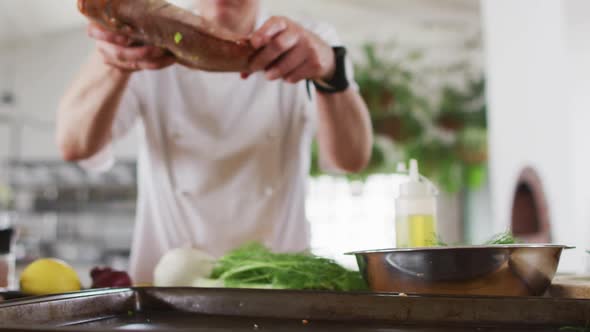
[78,0,256,72]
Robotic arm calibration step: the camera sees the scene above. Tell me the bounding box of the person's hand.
[244,16,336,83]
[88,23,176,72]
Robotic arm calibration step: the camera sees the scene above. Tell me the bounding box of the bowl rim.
[345,244,575,255]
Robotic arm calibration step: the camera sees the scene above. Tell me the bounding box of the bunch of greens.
[209,243,368,292]
[483,232,521,245]
[434,231,520,246]
[560,327,590,332]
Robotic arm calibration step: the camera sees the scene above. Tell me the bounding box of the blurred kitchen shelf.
[1,159,138,268]
[2,159,138,213]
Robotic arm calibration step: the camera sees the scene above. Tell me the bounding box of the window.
[306,174,408,269]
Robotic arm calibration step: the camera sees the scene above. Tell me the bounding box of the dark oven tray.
[0,287,589,331]
[0,292,26,301]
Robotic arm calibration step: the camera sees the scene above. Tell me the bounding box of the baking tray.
[0,287,589,331]
[0,291,26,301]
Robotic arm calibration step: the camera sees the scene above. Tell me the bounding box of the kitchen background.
[0,0,589,286]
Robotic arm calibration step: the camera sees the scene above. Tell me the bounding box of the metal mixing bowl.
[348,245,573,296]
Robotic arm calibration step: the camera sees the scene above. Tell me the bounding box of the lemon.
[20,258,82,296]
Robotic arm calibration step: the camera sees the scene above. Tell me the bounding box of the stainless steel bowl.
[348,245,573,296]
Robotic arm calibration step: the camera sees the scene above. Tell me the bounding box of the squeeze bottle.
[395,159,438,248]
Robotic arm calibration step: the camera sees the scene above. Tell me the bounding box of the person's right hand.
[88,23,176,72]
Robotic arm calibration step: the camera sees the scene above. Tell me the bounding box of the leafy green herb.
[434,231,520,247]
[174,32,183,45]
[485,232,520,245]
[560,327,590,332]
[210,243,368,292]
[433,234,448,247]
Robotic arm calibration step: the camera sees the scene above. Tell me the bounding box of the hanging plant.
[355,43,427,144]
[455,127,488,165]
[310,40,489,193]
[436,78,487,132]
[404,138,464,193]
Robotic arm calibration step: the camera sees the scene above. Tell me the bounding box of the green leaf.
[484,232,521,245]
[437,160,464,193]
[436,231,521,247]
[465,164,487,189]
[174,32,183,45]
[210,243,369,292]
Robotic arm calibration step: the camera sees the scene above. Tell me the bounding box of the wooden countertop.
[548,275,590,299]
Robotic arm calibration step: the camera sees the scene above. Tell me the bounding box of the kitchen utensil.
[348,244,572,296]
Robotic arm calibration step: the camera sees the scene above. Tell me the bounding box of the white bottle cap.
[396,159,437,216]
[399,159,431,197]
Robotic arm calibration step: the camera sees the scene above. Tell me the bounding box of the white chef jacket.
[82,12,357,283]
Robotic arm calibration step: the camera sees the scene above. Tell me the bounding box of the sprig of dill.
[484,232,521,245]
[560,327,590,332]
[433,231,521,247]
[210,243,368,292]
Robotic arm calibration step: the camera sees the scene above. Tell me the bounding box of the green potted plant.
[437,78,486,132]
[399,77,488,193]
[310,40,489,194]
[355,43,425,143]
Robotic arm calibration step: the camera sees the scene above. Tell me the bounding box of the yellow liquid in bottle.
[396,215,437,248]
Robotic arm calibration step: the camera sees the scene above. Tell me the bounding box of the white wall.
[564,0,590,272]
[0,29,138,160]
[0,29,92,159]
[483,0,590,272]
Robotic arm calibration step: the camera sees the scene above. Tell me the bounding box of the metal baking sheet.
[0,292,25,301]
[0,287,589,331]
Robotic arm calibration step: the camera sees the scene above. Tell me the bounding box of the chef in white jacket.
[57,0,373,284]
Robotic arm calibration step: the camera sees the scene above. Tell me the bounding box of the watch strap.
[310,46,350,95]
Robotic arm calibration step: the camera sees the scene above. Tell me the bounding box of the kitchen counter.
[548,275,590,299]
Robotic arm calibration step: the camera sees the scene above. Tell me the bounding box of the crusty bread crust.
[78,0,255,72]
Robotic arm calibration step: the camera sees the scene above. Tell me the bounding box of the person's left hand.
[244,16,336,84]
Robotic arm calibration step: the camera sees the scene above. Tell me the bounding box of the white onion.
[153,247,216,287]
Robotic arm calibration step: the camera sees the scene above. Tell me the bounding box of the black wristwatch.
[310,46,350,94]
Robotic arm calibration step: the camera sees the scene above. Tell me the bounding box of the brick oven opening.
[510,167,551,243]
